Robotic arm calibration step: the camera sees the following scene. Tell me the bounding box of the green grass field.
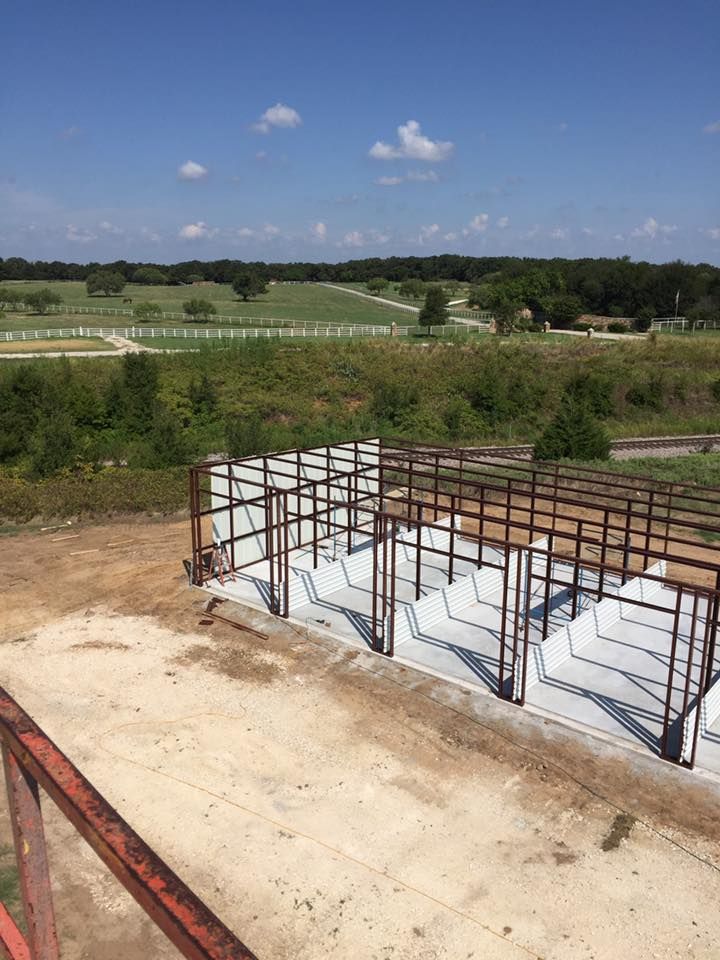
[337,281,472,309]
[0,280,409,330]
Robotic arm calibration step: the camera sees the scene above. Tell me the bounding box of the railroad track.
[389,434,720,463]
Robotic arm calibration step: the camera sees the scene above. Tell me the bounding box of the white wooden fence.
[0,299,493,330]
[0,323,489,344]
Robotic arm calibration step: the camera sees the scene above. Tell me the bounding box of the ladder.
[209,540,236,585]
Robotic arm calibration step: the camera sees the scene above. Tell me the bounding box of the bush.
[534,398,611,461]
[572,321,592,332]
[607,321,629,333]
[443,396,486,442]
[0,467,188,522]
[626,377,665,411]
[133,301,163,322]
[226,413,270,458]
[182,299,217,322]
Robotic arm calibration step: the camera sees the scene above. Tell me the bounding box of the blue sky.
[2,0,718,264]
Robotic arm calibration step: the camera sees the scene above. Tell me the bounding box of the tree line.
[1,254,718,320]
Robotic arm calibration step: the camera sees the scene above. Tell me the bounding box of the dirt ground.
[0,337,114,353]
[1,515,720,959]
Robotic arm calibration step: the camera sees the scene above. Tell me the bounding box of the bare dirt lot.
[1,516,720,959]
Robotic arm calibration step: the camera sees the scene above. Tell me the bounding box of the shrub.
[182,299,217,322]
[626,377,665,411]
[133,301,163,322]
[564,374,614,418]
[443,396,486,442]
[607,321,628,333]
[572,321,592,332]
[534,398,611,461]
[0,467,188,522]
[226,413,270,458]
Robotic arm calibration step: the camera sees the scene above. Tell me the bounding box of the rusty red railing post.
[1,745,60,960]
[0,900,31,960]
[0,688,259,960]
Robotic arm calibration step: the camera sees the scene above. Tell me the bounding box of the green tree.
[366,277,389,295]
[0,287,22,308]
[133,301,163,322]
[188,374,218,420]
[232,273,267,301]
[226,413,270,458]
[534,397,611,461]
[182,298,217,322]
[398,279,426,300]
[86,270,126,296]
[541,293,584,328]
[148,405,192,466]
[25,288,62,314]
[467,284,493,309]
[29,410,78,478]
[118,354,159,436]
[131,267,168,285]
[417,285,449,329]
[487,288,524,336]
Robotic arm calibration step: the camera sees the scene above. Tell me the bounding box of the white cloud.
[557,121,568,132]
[66,224,96,243]
[612,233,625,241]
[497,216,510,229]
[340,229,389,248]
[581,226,594,236]
[524,224,540,239]
[98,220,123,235]
[629,217,677,240]
[59,125,80,140]
[443,231,458,241]
[236,227,255,238]
[369,120,454,162]
[342,230,365,247]
[140,226,161,243]
[311,221,327,240]
[418,223,440,244]
[703,120,720,134]
[253,103,302,134]
[178,160,208,181]
[407,169,439,182]
[255,150,268,161]
[263,223,280,236]
[375,169,439,186]
[468,213,489,232]
[179,221,214,240]
[550,227,568,240]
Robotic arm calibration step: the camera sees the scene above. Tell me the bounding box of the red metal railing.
[0,687,258,960]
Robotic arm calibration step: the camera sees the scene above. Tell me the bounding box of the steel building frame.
[189,437,720,768]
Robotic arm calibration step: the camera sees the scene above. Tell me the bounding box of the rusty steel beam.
[0,689,258,960]
[0,902,31,960]
[2,746,59,960]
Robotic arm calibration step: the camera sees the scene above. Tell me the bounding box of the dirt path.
[1,517,719,959]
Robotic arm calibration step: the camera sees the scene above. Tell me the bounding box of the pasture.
[0,280,405,329]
